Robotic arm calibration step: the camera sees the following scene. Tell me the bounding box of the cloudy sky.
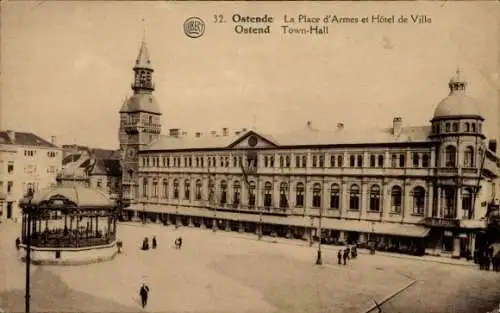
[1,1,498,149]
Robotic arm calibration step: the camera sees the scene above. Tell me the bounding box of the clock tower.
[119,37,162,204]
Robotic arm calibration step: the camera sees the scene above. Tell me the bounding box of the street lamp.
[370,222,376,255]
[23,188,34,313]
[316,206,323,265]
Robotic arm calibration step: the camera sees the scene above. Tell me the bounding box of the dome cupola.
[432,68,483,121]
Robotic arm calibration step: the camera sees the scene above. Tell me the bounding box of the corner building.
[119,41,499,258]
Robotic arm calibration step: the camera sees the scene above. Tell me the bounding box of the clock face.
[248,135,258,147]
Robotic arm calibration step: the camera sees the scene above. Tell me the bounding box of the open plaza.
[1,220,499,313]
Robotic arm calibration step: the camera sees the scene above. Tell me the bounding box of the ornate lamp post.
[316,206,323,265]
[23,188,34,313]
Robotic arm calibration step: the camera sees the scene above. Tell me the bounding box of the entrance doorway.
[6,202,13,219]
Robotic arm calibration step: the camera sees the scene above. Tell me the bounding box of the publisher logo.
[184,17,205,38]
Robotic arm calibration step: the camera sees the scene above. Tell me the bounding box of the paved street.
[0,221,499,313]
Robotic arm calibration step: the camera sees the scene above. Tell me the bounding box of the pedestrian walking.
[139,283,150,308]
[343,249,349,265]
[337,249,342,265]
[178,236,183,249]
[152,236,157,249]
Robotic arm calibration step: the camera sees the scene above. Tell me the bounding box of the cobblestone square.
[1,221,499,313]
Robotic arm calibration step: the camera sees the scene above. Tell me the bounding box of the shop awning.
[132,205,430,237]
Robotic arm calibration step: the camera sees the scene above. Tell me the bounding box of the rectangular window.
[319,155,324,167]
[312,155,317,167]
[399,154,405,167]
[7,181,13,194]
[295,156,300,168]
[7,163,14,173]
[302,156,307,168]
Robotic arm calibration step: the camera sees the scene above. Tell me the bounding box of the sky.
[1,1,499,149]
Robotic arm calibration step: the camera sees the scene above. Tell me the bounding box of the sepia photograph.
[0,1,499,313]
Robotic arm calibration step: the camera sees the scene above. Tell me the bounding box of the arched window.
[195,179,202,200]
[173,179,179,199]
[330,184,340,209]
[370,155,376,167]
[163,179,169,199]
[357,155,363,167]
[337,155,343,167]
[312,183,321,208]
[462,188,473,219]
[465,122,470,132]
[350,155,355,167]
[248,181,256,207]
[220,180,227,205]
[444,187,456,218]
[264,182,273,208]
[233,181,241,207]
[422,153,430,167]
[411,186,425,215]
[391,186,402,213]
[412,153,420,167]
[369,185,381,211]
[279,182,289,208]
[349,184,360,210]
[378,155,384,168]
[296,182,305,207]
[445,145,457,167]
[330,155,336,167]
[184,179,190,200]
[143,178,149,198]
[464,146,474,168]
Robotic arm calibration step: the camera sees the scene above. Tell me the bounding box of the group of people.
[476,246,500,272]
[141,236,157,251]
[337,245,357,265]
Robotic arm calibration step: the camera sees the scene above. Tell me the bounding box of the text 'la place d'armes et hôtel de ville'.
[226,13,432,35]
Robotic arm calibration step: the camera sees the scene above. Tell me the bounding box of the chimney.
[392,117,403,136]
[182,131,188,137]
[307,121,312,128]
[336,123,344,130]
[169,128,180,138]
[241,128,247,133]
[489,140,497,153]
[195,132,202,138]
[222,128,229,136]
[210,130,217,137]
[51,136,57,145]
[235,131,241,136]
[6,130,15,143]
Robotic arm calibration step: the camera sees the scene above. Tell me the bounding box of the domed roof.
[20,184,115,209]
[120,93,161,115]
[432,69,483,120]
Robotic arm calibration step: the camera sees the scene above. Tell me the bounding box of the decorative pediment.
[227,130,278,149]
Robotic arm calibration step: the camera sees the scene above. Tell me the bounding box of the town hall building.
[118,38,499,258]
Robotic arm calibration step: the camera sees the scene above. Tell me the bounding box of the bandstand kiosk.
[19,168,120,265]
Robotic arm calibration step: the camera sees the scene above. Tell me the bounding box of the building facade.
[62,145,122,200]
[0,130,62,221]
[119,41,499,258]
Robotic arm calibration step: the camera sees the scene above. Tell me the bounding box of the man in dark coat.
[139,283,150,308]
[15,237,20,250]
[337,250,342,265]
[343,249,349,265]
